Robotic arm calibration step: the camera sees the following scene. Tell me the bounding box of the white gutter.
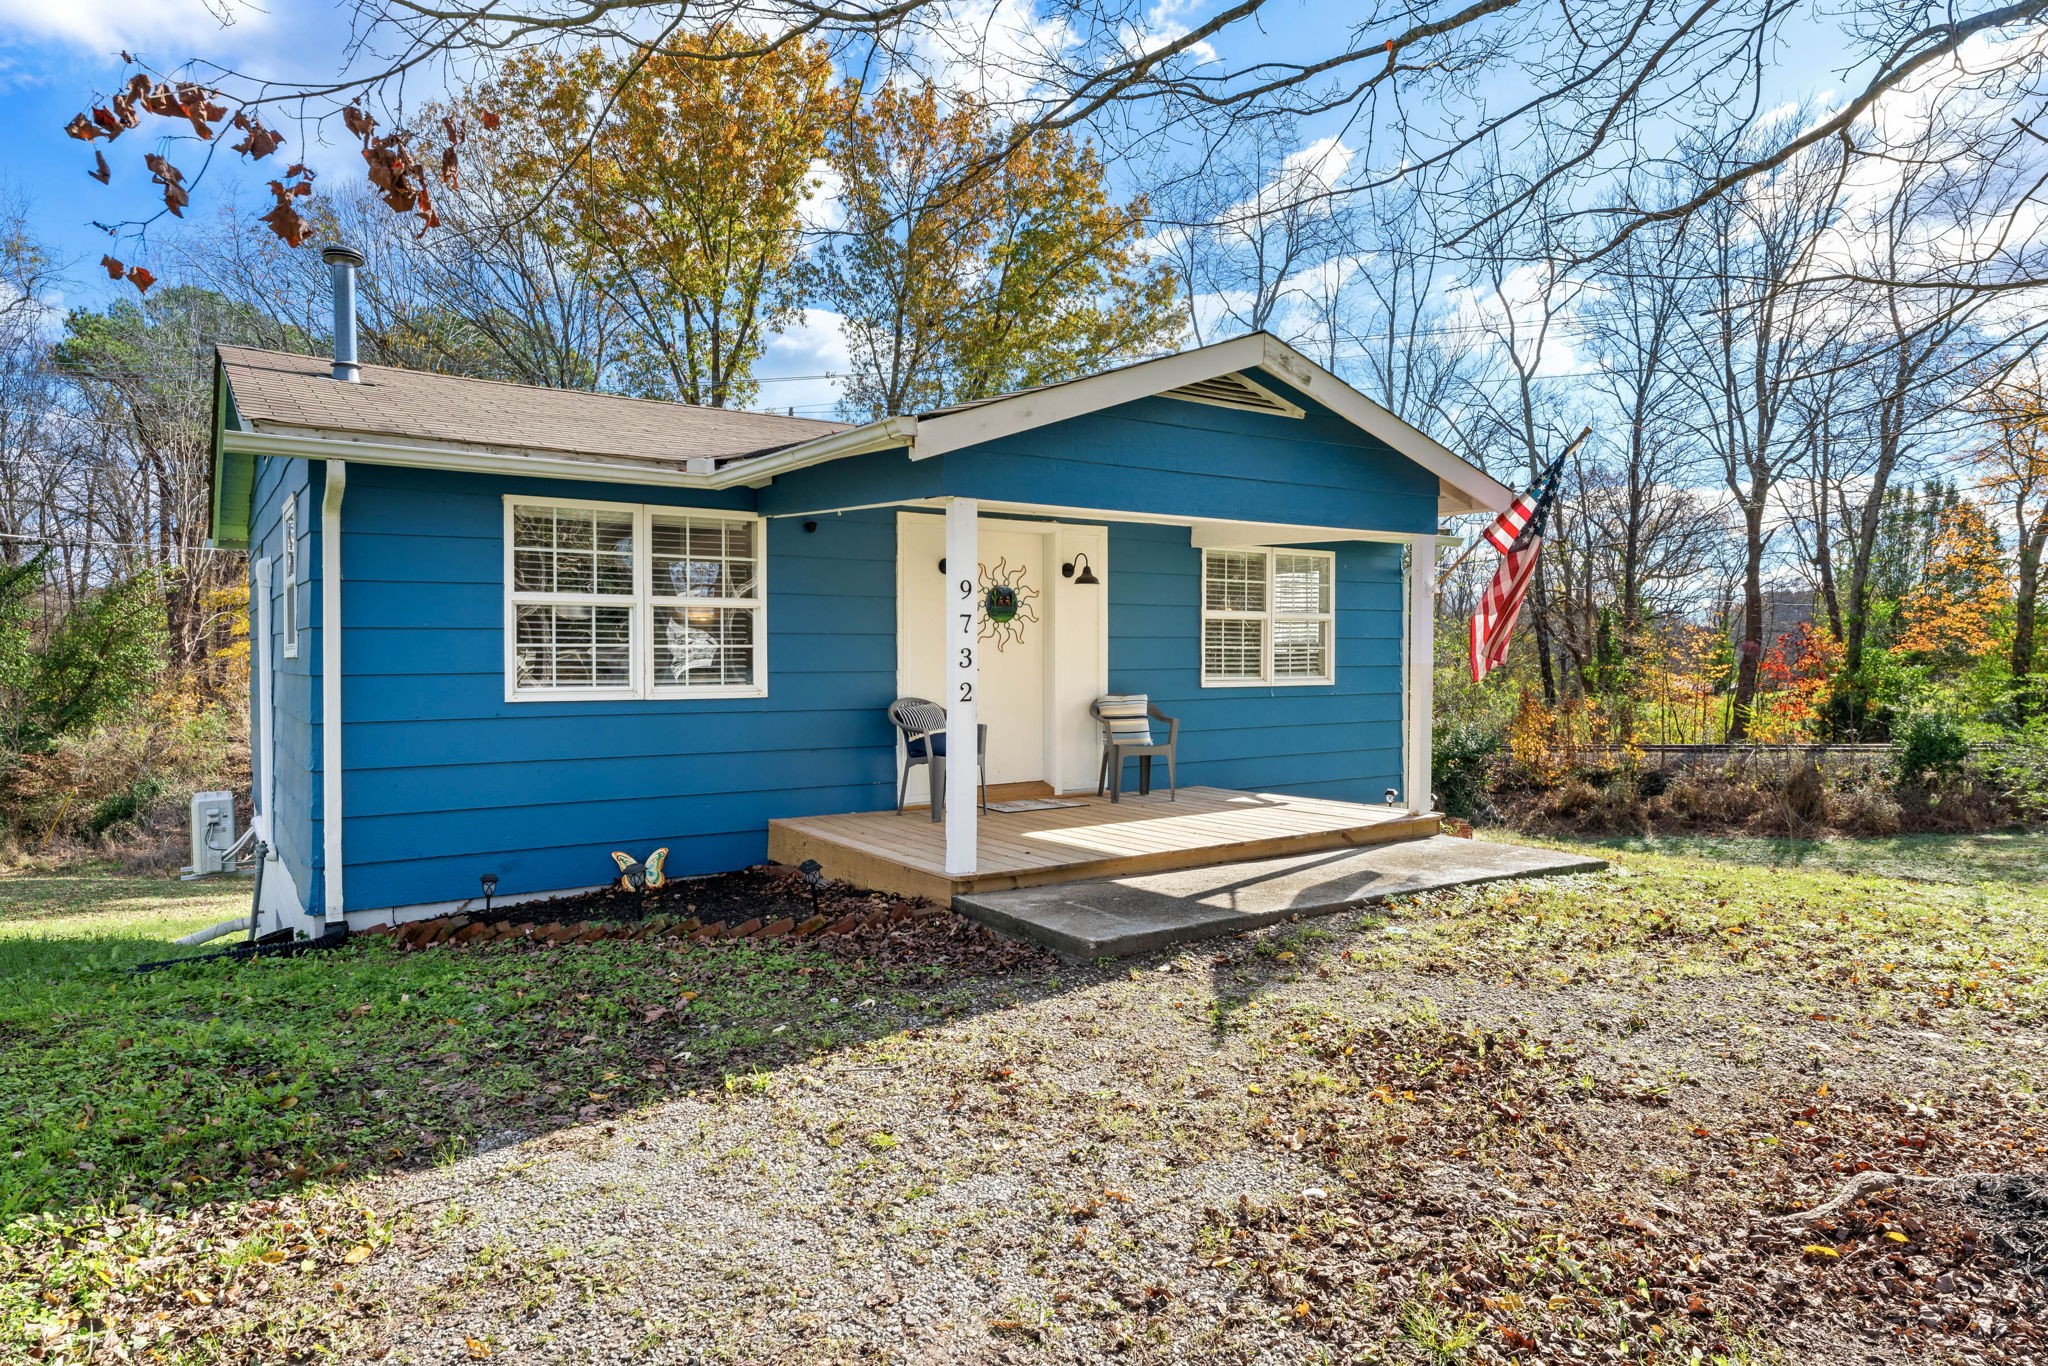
[721,415,917,487]
[220,416,917,492]
[320,459,347,932]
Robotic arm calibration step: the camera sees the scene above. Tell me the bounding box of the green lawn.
[4,838,2044,1364]
[0,863,993,1363]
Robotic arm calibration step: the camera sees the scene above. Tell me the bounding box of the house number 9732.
[955,576,975,701]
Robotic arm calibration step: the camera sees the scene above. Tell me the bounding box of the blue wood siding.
[336,464,898,912]
[763,372,1439,534]
[248,453,320,913]
[1106,522,1406,803]
[241,374,1433,914]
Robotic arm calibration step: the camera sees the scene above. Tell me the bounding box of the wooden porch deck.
[767,786,1440,902]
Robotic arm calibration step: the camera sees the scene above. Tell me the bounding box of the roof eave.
[713,414,918,487]
[214,413,918,492]
[1252,337,1512,515]
[222,424,718,488]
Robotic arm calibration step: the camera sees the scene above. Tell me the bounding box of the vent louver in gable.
[1163,372,1305,418]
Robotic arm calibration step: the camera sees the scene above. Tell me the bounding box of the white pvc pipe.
[176,917,252,947]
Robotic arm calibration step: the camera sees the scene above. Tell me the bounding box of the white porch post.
[944,498,980,877]
[1405,534,1436,816]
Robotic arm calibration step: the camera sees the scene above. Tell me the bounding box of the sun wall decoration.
[977,555,1041,651]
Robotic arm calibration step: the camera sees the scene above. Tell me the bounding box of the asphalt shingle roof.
[217,345,849,468]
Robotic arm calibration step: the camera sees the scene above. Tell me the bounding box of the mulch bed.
[358,863,1054,974]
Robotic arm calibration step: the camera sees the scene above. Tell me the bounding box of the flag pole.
[1433,426,1592,590]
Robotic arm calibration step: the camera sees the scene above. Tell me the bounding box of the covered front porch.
[766,784,1439,902]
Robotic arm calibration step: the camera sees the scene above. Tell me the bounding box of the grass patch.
[0,866,1020,1361]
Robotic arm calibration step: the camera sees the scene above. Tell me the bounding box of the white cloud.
[799,158,845,235]
[755,308,850,417]
[913,0,1078,107]
[1439,263,1587,379]
[0,0,268,59]
[1117,0,1219,70]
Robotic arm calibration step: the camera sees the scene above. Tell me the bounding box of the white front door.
[896,513,1108,797]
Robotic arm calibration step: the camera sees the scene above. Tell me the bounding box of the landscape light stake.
[480,873,498,915]
[798,859,825,915]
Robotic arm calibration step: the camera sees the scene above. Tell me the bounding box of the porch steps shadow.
[952,835,1607,960]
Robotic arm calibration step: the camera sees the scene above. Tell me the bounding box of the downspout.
[321,458,347,934]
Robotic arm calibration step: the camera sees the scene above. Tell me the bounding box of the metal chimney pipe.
[320,243,365,383]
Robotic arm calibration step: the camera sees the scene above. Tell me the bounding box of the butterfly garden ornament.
[611,847,669,892]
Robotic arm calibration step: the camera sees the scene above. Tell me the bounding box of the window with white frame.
[280,494,299,659]
[505,497,765,699]
[1201,547,1334,685]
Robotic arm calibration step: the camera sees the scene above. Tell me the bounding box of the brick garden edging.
[358,899,947,950]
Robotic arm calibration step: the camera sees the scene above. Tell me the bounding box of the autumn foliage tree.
[1896,500,2007,665]
[1750,622,1844,742]
[1972,375,2048,718]
[476,34,846,407]
[821,80,1184,419]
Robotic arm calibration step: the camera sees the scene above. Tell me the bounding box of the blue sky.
[0,0,1866,416]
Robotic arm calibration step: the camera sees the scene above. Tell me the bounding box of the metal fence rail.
[1573,742,2007,778]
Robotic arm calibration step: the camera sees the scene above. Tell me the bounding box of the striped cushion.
[1096,694,1152,747]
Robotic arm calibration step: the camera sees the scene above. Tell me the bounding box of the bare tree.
[60,0,2048,324]
[1671,129,1849,739]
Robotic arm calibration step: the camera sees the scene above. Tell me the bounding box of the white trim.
[252,553,274,850]
[912,336,1269,460]
[1253,338,1510,515]
[944,498,979,878]
[853,498,1429,547]
[502,494,767,702]
[1200,546,1336,688]
[727,415,917,487]
[320,459,347,925]
[222,335,1506,515]
[895,511,1108,800]
[1404,535,1437,816]
[280,495,300,659]
[345,881,612,932]
[223,415,916,492]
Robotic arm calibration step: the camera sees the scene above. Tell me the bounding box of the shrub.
[3,684,246,858]
[1891,712,1970,789]
[1432,720,1502,822]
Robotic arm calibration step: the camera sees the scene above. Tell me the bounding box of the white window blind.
[1201,547,1334,686]
[505,498,766,700]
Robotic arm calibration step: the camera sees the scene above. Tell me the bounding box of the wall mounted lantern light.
[1061,552,1100,586]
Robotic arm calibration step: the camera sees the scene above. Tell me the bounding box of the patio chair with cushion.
[887,696,987,822]
[1092,694,1178,803]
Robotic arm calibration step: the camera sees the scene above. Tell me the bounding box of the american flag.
[1470,452,1565,682]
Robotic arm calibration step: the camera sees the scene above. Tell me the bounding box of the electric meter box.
[188,791,237,876]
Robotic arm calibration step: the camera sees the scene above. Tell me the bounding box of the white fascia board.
[722,416,917,487]
[910,336,1272,461]
[1189,519,1427,549]
[929,498,1435,546]
[221,415,917,491]
[225,426,716,488]
[1255,338,1512,514]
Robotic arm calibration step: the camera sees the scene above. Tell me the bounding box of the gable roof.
[217,345,848,469]
[894,333,1508,515]
[211,333,1508,548]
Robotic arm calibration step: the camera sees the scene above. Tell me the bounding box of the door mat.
[986,798,1089,813]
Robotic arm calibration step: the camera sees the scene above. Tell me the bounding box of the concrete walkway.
[953,835,1607,960]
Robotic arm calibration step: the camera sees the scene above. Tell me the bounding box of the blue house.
[211,259,1508,934]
